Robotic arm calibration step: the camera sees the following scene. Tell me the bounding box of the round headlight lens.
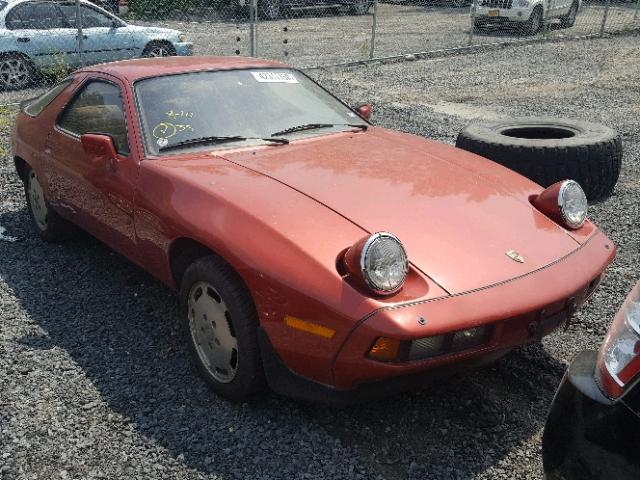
[559,180,587,228]
[361,232,408,294]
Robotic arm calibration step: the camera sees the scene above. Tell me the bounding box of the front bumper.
[542,351,640,480]
[261,232,614,402]
[174,42,194,56]
[474,6,533,22]
[331,232,613,390]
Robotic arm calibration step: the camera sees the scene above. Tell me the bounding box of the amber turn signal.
[368,337,401,362]
[283,315,336,339]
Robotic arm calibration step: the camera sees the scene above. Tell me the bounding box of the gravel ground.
[1,34,639,480]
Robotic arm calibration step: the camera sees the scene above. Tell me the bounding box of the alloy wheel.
[148,46,170,57]
[0,57,30,89]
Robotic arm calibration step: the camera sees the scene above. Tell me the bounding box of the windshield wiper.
[271,123,367,137]
[159,135,289,152]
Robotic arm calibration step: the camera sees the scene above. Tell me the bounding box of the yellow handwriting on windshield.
[152,122,194,139]
[165,110,195,119]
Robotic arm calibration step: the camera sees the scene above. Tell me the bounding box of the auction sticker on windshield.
[251,72,299,83]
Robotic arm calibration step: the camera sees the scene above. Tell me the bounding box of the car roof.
[78,56,289,83]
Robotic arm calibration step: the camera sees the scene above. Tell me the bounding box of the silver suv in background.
[472,0,580,35]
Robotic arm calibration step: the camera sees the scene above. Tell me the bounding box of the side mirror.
[355,103,372,120]
[81,133,117,164]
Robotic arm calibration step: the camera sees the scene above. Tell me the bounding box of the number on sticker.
[251,72,298,84]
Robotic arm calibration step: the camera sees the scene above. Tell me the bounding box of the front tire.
[180,255,265,402]
[142,41,176,58]
[350,0,371,15]
[24,167,76,242]
[259,0,281,19]
[524,6,543,35]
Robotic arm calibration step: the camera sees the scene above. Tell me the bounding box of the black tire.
[350,0,371,14]
[179,255,265,402]
[523,6,543,35]
[0,54,35,90]
[142,41,176,58]
[259,0,281,19]
[24,167,77,242]
[455,118,622,201]
[560,1,578,28]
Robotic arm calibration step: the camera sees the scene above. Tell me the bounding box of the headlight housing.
[595,281,640,399]
[559,180,588,228]
[532,180,588,230]
[178,33,187,42]
[343,232,409,295]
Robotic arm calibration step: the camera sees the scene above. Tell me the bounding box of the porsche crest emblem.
[506,250,525,263]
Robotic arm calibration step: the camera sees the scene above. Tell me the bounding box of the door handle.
[17,37,30,43]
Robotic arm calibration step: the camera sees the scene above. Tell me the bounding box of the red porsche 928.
[12,56,615,403]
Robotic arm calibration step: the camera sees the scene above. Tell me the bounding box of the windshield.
[134,68,367,155]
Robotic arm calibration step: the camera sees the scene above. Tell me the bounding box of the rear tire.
[560,1,578,28]
[455,118,623,201]
[180,255,265,402]
[24,167,77,242]
[0,54,35,90]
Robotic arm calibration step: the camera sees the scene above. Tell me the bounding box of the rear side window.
[58,80,130,156]
[23,79,72,117]
[6,2,69,30]
[59,4,119,28]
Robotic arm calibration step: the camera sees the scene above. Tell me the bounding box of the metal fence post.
[369,0,377,59]
[468,0,477,46]
[249,0,258,57]
[600,0,611,36]
[76,0,84,66]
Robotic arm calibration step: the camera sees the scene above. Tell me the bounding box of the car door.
[58,2,134,65]
[45,77,139,256]
[4,1,79,68]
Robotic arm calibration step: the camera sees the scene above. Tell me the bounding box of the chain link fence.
[0,0,638,105]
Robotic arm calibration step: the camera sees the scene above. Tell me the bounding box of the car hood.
[219,128,582,295]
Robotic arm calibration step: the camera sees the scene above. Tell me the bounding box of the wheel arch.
[0,50,34,61]
[0,50,36,70]
[169,237,216,287]
[14,155,30,182]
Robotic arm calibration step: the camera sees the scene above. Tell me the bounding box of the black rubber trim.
[258,326,508,405]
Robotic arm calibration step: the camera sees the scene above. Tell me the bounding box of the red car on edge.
[13,56,615,403]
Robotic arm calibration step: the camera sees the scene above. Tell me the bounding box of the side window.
[23,79,72,117]
[6,3,69,30]
[58,80,130,156]
[59,4,117,29]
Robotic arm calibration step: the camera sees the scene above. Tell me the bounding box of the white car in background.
[472,0,580,35]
